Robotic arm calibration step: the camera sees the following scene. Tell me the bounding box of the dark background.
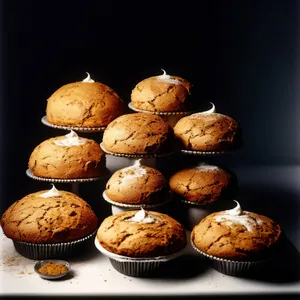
[1,0,299,212]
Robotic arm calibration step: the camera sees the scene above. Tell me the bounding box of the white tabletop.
[1,164,300,297]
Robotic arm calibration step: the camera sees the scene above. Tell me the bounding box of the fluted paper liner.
[190,238,270,277]
[12,230,97,260]
[26,168,110,183]
[100,143,174,158]
[128,102,195,116]
[94,235,187,277]
[102,190,172,208]
[41,116,106,133]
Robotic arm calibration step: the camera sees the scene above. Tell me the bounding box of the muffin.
[104,159,171,214]
[46,72,125,128]
[191,200,282,276]
[131,69,192,112]
[173,103,242,152]
[0,185,99,259]
[169,163,237,230]
[95,209,187,276]
[101,113,176,155]
[28,130,106,179]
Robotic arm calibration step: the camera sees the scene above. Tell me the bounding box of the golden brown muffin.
[28,131,106,179]
[102,113,175,154]
[131,70,192,112]
[97,210,187,257]
[46,76,125,127]
[173,112,241,152]
[169,164,237,205]
[1,188,99,243]
[105,160,169,204]
[191,201,281,261]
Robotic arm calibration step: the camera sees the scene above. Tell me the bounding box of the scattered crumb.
[104,280,107,282]
[18,271,25,274]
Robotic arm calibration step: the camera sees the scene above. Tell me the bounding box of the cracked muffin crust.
[191,209,281,261]
[0,190,99,243]
[131,73,192,112]
[169,165,237,205]
[105,163,169,204]
[28,135,106,179]
[46,81,125,127]
[102,113,175,154]
[173,113,241,151]
[97,210,187,257]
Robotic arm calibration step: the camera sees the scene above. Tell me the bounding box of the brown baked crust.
[97,210,187,257]
[102,113,175,154]
[169,166,235,204]
[28,136,106,179]
[191,211,281,260]
[131,75,192,112]
[173,113,240,151]
[0,190,99,243]
[46,82,125,127]
[105,165,168,204]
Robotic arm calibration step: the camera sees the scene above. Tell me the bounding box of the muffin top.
[131,69,192,112]
[191,201,281,261]
[28,130,106,179]
[1,186,99,243]
[97,209,187,257]
[105,159,169,204]
[173,103,241,152]
[169,163,236,204]
[46,73,125,127]
[102,113,175,155]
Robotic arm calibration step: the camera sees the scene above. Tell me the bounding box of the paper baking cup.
[180,149,229,156]
[100,143,175,158]
[12,230,97,260]
[190,239,270,277]
[128,102,196,116]
[41,116,106,133]
[26,168,110,183]
[102,190,173,215]
[94,237,186,277]
[128,103,196,128]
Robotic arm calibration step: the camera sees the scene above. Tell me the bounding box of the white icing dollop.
[121,159,147,181]
[54,130,86,147]
[82,72,95,83]
[214,200,263,232]
[40,184,61,198]
[156,69,182,85]
[195,162,221,172]
[192,102,216,118]
[127,208,155,224]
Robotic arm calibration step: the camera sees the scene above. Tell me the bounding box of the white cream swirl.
[40,184,61,198]
[156,69,181,85]
[195,162,221,172]
[195,102,216,115]
[127,208,155,223]
[121,159,147,181]
[54,130,86,147]
[214,200,263,232]
[82,72,95,82]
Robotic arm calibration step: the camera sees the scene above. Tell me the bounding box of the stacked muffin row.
[1,71,282,278]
